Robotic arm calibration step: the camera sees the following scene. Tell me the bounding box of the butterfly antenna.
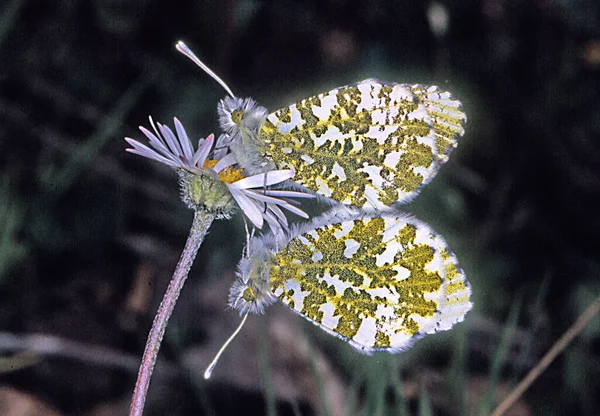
[203,311,249,379]
[176,40,236,99]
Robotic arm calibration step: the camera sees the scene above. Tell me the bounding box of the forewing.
[259,79,465,208]
[409,84,466,164]
[268,213,471,353]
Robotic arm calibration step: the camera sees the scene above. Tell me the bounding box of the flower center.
[178,170,237,218]
[218,167,245,184]
[203,159,219,169]
[203,159,245,184]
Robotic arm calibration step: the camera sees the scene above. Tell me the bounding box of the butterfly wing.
[409,84,466,164]
[268,211,471,353]
[258,79,466,209]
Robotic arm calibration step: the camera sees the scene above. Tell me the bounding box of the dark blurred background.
[1,0,600,415]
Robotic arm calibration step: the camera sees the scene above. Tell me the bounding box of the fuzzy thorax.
[228,245,277,315]
[218,96,270,175]
[178,170,237,218]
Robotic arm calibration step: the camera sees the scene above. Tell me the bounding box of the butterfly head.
[228,246,277,315]
[217,97,270,173]
[218,96,268,142]
[175,41,270,173]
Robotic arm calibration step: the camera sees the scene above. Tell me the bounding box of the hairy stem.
[129,210,215,416]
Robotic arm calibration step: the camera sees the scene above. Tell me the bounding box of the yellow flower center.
[219,167,245,184]
[203,159,245,184]
[203,159,218,169]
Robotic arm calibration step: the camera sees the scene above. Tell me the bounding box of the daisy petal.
[126,116,312,233]
[246,191,309,219]
[241,191,290,205]
[129,118,217,175]
[158,123,185,157]
[148,116,163,142]
[267,204,288,225]
[263,210,286,235]
[139,126,173,157]
[233,169,294,189]
[213,153,238,172]
[264,190,316,199]
[229,188,264,229]
[274,201,309,219]
[193,134,214,168]
[174,117,194,161]
[125,138,179,167]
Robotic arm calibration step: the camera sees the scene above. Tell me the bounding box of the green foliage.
[479,296,522,415]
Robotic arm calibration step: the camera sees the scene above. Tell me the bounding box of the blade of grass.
[345,362,364,416]
[305,329,332,416]
[45,71,154,195]
[447,322,468,416]
[509,276,550,386]
[363,357,387,416]
[478,295,523,415]
[0,180,27,281]
[0,352,42,373]
[290,397,303,416]
[418,388,433,416]
[492,292,600,416]
[389,359,410,416]
[259,317,277,416]
[166,330,216,416]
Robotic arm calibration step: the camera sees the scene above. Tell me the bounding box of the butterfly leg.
[262,164,269,214]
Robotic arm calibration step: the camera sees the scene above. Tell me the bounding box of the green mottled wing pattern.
[409,84,466,163]
[267,213,471,353]
[258,79,466,209]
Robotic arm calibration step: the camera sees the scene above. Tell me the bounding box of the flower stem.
[129,209,215,416]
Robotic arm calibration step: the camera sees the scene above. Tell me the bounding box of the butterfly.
[229,208,472,353]
[202,208,471,380]
[173,42,470,378]
[177,42,466,211]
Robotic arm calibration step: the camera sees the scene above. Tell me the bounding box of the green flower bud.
[178,170,237,219]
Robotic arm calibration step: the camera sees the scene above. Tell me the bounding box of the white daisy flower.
[125,116,212,175]
[208,153,314,232]
[125,117,313,233]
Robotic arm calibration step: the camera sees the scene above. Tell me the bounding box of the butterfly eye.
[231,108,245,124]
[242,286,256,302]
